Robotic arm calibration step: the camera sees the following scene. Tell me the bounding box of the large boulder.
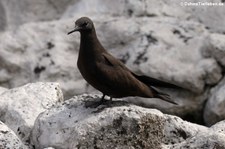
[202,33,225,68]
[0,18,87,99]
[0,82,63,145]
[31,94,225,149]
[0,86,7,95]
[0,0,225,127]
[62,0,225,33]
[0,121,27,149]
[204,77,225,126]
[0,0,78,31]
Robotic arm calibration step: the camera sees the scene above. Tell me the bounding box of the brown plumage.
[68,17,180,105]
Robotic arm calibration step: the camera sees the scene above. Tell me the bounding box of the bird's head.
[68,17,94,35]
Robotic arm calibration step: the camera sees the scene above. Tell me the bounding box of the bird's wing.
[102,52,181,89]
[101,53,129,70]
[97,53,142,91]
[131,73,182,89]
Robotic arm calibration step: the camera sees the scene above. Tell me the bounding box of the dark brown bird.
[68,17,180,105]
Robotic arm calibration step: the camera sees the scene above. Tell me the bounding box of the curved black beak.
[67,26,81,35]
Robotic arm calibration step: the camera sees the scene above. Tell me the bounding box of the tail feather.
[156,92,178,105]
[151,87,178,105]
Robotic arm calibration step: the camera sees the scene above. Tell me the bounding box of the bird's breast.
[77,55,100,83]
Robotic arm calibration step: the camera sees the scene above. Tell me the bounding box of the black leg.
[101,94,105,102]
[109,97,112,101]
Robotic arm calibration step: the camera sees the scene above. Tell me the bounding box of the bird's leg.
[109,97,113,104]
[100,94,106,103]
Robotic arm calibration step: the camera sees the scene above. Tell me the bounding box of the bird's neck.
[80,29,105,55]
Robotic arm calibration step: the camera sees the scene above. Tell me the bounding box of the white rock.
[210,120,225,134]
[169,131,225,149]
[31,94,225,149]
[0,0,78,31]
[62,0,225,33]
[0,121,27,149]
[202,33,225,67]
[0,18,88,99]
[204,78,225,126]
[187,0,225,33]
[0,86,7,95]
[0,82,63,145]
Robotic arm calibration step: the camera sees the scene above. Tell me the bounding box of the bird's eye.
[82,22,88,27]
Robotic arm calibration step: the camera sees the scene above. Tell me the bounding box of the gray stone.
[0,18,86,99]
[0,121,27,149]
[62,0,225,33]
[0,82,63,145]
[210,120,225,134]
[0,0,78,30]
[202,33,225,67]
[187,0,225,33]
[0,1,6,32]
[0,86,7,95]
[204,77,225,126]
[31,94,225,149]
[0,0,225,129]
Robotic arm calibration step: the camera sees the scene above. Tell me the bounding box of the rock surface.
[202,33,225,68]
[0,82,63,146]
[0,0,78,31]
[0,86,7,95]
[31,94,225,149]
[204,77,225,126]
[0,121,27,149]
[0,82,224,148]
[0,0,225,135]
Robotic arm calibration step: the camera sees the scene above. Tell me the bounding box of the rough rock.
[0,0,78,31]
[1,0,224,34]
[202,33,225,68]
[0,86,7,95]
[186,0,225,33]
[0,121,27,149]
[62,0,225,33]
[204,77,225,126]
[210,120,225,134]
[0,0,225,127]
[0,18,87,99]
[31,94,225,149]
[0,82,63,145]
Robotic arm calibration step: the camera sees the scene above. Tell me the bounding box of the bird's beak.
[67,25,80,35]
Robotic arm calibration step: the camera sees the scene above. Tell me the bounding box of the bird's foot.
[100,95,112,104]
[84,95,112,108]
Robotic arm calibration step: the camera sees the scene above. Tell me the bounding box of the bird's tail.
[132,73,182,89]
[152,87,178,105]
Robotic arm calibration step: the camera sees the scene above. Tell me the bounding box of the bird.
[68,17,181,105]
